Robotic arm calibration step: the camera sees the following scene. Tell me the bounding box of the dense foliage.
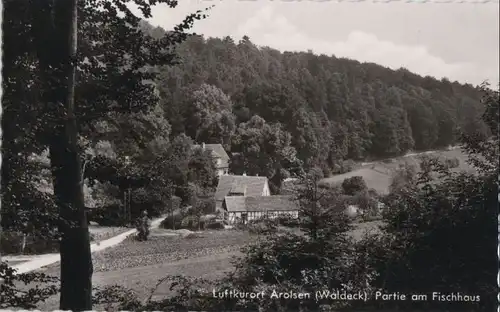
[154,34,489,178]
[1,1,210,231]
[341,176,368,196]
[350,85,498,311]
[0,262,59,309]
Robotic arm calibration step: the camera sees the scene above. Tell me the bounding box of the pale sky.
[0,1,498,86]
[133,0,499,86]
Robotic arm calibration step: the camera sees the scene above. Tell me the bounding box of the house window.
[216,158,222,166]
[241,212,248,224]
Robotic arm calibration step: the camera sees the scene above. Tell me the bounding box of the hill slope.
[320,147,473,194]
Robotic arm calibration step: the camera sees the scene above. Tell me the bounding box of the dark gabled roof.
[215,175,268,202]
[206,144,230,160]
[193,144,229,160]
[224,195,299,212]
[230,184,246,194]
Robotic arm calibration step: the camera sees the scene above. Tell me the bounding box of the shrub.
[352,190,378,213]
[198,214,212,227]
[129,187,166,220]
[181,215,199,230]
[161,214,183,230]
[275,215,300,227]
[337,159,356,174]
[194,198,216,216]
[444,157,460,169]
[205,221,224,230]
[246,217,278,235]
[92,285,142,311]
[233,221,247,231]
[341,176,368,196]
[332,159,357,174]
[197,214,220,230]
[87,204,125,226]
[321,165,331,178]
[0,262,59,309]
[199,214,217,223]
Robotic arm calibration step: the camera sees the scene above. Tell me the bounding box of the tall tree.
[31,0,91,310]
[231,116,302,193]
[182,83,236,149]
[30,0,93,311]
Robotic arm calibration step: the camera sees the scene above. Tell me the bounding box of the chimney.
[242,172,246,176]
[202,142,205,150]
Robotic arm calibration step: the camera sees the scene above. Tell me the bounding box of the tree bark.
[32,0,93,310]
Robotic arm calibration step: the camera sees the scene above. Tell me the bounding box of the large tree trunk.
[32,0,93,310]
[0,7,3,265]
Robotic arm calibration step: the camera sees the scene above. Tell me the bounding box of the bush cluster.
[0,232,60,255]
[161,213,224,231]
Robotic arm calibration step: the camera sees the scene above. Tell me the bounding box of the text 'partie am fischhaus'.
[212,289,481,303]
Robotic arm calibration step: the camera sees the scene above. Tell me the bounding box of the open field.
[33,223,381,309]
[321,148,473,195]
[34,229,254,309]
[39,228,255,275]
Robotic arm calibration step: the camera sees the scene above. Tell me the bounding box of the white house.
[223,195,299,225]
[345,201,386,218]
[345,205,360,218]
[214,174,270,212]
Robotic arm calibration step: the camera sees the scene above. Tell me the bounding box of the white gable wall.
[262,180,270,196]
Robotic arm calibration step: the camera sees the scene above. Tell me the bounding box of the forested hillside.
[141,23,489,184]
